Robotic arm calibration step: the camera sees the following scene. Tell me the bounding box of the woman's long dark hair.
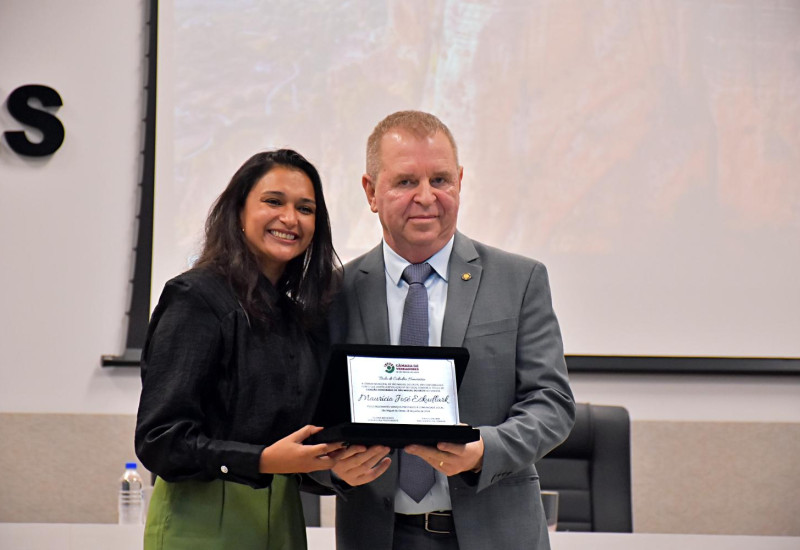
[194,149,338,326]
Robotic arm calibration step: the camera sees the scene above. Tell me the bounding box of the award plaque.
[308,344,480,447]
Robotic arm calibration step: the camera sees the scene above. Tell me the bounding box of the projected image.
[156,0,800,357]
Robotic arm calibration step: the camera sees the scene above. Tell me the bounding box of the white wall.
[0,0,145,414]
[571,374,800,422]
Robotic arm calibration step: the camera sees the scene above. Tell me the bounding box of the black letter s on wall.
[4,85,65,157]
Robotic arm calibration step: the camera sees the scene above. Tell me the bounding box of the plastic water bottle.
[118,462,145,524]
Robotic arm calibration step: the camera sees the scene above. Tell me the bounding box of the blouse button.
[220,465,229,474]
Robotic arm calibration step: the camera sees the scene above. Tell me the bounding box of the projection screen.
[153,0,800,361]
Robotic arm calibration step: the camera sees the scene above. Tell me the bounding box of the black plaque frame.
[308,344,480,447]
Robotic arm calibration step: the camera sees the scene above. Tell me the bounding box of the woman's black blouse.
[135,268,325,489]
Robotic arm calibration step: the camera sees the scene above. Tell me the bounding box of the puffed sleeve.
[134,275,273,488]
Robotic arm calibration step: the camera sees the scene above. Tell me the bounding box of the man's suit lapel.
[353,243,391,344]
[442,232,482,347]
[352,244,400,486]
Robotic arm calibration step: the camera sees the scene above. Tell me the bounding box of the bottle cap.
[125,462,137,469]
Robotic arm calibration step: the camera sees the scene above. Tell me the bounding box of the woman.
[135,149,342,549]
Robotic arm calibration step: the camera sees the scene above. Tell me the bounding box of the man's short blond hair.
[366,110,459,179]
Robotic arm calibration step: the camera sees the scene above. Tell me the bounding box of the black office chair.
[535,402,632,532]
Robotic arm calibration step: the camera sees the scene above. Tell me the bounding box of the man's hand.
[404,436,484,476]
[330,444,392,486]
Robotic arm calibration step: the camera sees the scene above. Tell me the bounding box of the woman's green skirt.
[144,475,307,550]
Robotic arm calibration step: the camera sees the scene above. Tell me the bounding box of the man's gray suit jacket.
[327,232,575,550]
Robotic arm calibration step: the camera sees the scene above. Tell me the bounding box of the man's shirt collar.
[382,236,455,286]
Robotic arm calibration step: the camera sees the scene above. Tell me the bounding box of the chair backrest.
[535,402,632,532]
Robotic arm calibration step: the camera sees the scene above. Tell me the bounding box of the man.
[327,110,575,550]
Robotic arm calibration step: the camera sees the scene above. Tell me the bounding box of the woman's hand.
[259,425,344,474]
